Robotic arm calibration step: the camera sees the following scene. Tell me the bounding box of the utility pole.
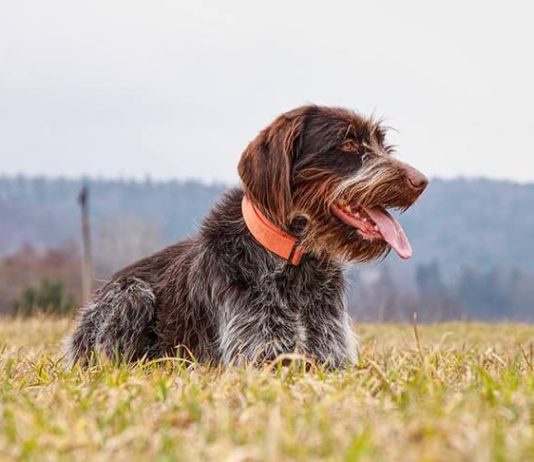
[78,184,93,304]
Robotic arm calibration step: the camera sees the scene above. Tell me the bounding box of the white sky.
[1,1,533,183]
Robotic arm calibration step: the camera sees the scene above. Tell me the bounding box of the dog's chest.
[215,259,349,364]
[258,265,345,347]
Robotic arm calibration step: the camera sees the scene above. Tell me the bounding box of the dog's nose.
[405,166,428,192]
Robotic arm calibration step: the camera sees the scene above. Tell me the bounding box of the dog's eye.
[340,139,359,153]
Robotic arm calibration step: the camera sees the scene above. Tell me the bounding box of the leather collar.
[241,194,304,265]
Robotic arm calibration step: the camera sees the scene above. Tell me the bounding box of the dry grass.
[1,317,533,461]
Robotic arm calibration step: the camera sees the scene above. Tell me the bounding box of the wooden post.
[78,184,93,304]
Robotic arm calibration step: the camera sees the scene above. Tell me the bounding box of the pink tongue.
[366,207,412,259]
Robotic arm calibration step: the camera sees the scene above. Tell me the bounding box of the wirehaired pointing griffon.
[65,105,427,368]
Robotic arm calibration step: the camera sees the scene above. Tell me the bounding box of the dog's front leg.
[303,309,358,368]
[217,300,299,366]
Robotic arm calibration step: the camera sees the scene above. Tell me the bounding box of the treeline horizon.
[1,174,533,321]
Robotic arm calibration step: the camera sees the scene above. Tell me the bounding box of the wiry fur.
[64,277,158,363]
[64,105,426,368]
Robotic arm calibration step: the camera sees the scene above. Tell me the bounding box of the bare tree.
[78,185,93,304]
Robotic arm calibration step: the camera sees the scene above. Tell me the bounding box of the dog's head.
[238,105,427,262]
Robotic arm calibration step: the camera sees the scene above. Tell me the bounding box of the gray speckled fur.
[64,277,158,364]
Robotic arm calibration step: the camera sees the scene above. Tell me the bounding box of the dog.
[65,105,427,368]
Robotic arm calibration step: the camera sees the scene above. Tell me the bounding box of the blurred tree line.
[0,175,533,320]
[347,262,534,322]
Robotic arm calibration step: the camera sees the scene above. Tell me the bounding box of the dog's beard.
[304,220,391,263]
[292,161,421,263]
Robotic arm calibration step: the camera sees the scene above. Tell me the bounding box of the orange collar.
[241,194,304,265]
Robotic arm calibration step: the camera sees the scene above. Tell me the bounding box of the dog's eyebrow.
[342,124,356,140]
[370,121,393,142]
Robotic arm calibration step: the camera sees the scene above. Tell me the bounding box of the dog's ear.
[238,110,305,226]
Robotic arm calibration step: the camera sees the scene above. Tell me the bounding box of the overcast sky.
[1,1,533,183]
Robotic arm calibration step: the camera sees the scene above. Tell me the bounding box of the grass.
[0,317,533,461]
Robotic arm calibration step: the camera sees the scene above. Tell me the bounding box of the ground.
[0,318,533,461]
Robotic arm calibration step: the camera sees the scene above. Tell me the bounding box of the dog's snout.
[404,166,428,192]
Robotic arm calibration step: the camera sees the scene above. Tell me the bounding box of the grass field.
[1,318,533,461]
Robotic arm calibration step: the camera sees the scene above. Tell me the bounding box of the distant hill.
[400,178,534,277]
[1,175,533,274]
[0,176,225,255]
[1,175,533,320]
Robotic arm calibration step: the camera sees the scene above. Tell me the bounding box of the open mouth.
[331,202,412,259]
